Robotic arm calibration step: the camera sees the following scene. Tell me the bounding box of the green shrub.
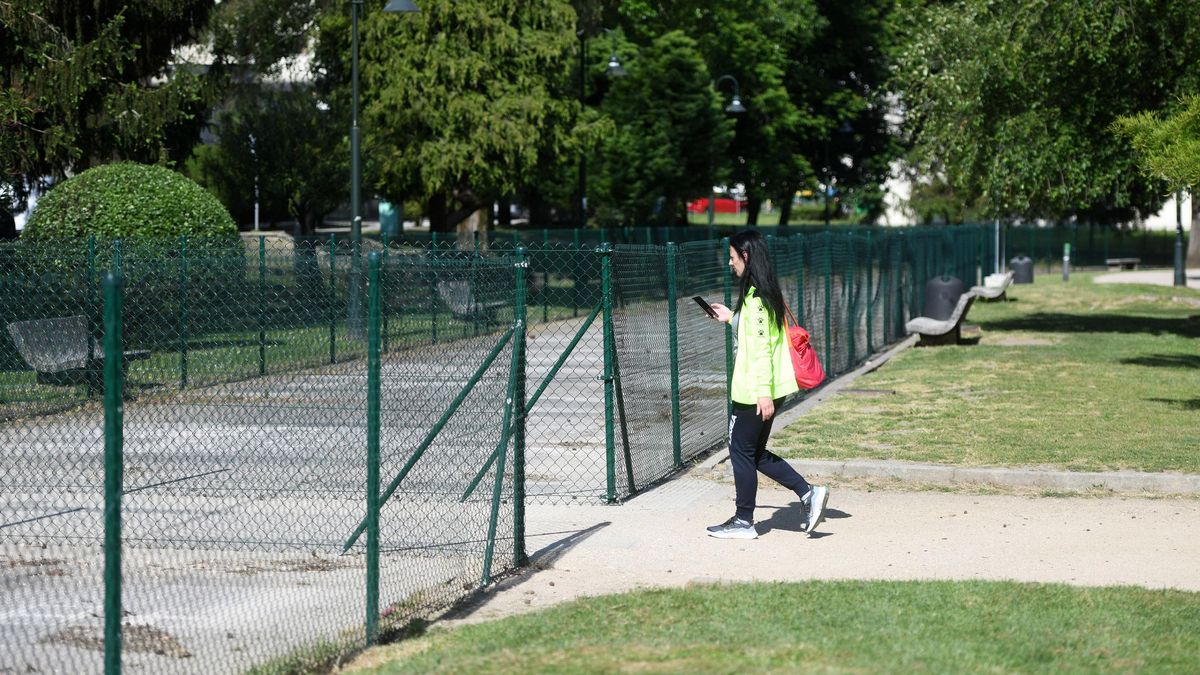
[24,162,237,240]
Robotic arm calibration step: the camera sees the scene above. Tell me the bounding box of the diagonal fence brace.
[343,326,515,553]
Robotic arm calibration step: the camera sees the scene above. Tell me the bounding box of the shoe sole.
[807,488,829,536]
[707,529,758,540]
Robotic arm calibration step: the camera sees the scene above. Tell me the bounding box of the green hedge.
[24,163,237,240]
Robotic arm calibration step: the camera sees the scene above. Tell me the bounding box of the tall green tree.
[892,0,1200,223]
[589,31,733,225]
[1,0,217,221]
[187,86,348,234]
[612,0,897,226]
[1114,95,1200,265]
[317,0,583,234]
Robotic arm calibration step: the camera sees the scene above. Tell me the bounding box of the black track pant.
[729,399,811,522]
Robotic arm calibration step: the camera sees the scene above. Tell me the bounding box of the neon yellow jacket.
[730,287,799,404]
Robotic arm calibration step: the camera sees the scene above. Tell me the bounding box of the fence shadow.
[982,313,1200,339]
[1146,397,1200,411]
[433,522,610,623]
[1121,354,1200,370]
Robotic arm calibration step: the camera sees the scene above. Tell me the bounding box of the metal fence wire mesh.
[2,225,980,673]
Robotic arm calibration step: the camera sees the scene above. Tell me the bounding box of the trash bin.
[924,275,964,321]
[1010,255,1034,284]
[379,200,401,239]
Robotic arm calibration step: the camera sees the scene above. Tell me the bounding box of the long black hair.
[730,229,786,328]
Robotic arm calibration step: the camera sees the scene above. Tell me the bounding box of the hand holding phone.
[692,296,718,319]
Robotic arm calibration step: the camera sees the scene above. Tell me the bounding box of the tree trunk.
[428,192,450,233]
[498,196,512,230]
[745,195,761,226]
[0,209,15,240]
[777,190,794,227]
[1188,190,1200,268]
[457,207,489,251]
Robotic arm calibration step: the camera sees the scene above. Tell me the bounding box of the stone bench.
[970,270,1014,302]
[905,290,978,346]
[1106,257,1140,271]
[7,315,149,386]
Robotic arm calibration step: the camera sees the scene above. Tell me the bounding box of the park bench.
[6,315,149,386]
[1105,257,1140,271]
[970,270,1014,302]
[436,280,510,322]
[905,290,978,346]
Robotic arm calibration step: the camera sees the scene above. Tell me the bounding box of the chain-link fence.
[2,225,980,673]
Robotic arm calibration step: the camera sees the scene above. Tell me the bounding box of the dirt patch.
[990,336,1058,346]
[3,556,70,577]
[43,624,192,658]
[191,557,359,576]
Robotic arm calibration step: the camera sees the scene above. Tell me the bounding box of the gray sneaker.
[803,486,829,535]
[706,516,758,539]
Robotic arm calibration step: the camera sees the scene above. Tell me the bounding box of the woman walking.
[707,230,828,539]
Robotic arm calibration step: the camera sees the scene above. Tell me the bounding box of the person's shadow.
[756,501,851,538]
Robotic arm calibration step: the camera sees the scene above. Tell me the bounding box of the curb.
[696,335,1200,495]
[774,459,1200,494]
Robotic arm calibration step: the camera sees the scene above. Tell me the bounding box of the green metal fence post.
[542,229,550,323]
[846,234,856,367]
[87,235,98,397]
[824,230,832,373]
[666,243,682,468]
[381,232,390,353]
[365,251,382,646]
[179,236,188,387]
[572,229,581,318]
[796,235,805,326]
[329,234,338,364]
[722,237,733,421]
[512,246,528,567]
[258,236,267,376]
[599,242,617,502]
[102,271,124,675]
[866,230,873,354]
[883,236,892,344]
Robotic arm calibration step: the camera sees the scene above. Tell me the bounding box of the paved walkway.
[427,332,1200,631]
[1094,267,1200,286]
[441,475,1200,629]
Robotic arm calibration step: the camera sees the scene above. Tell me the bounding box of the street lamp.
[822,120,853,227]
[707,75,746,229]
[578,30,626,230]
[1175,191,1186,286]
[350,0,418,335]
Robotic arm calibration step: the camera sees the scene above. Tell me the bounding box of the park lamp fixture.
[383,0,418,11]
[715,75,746,113]
[605,54,627,78]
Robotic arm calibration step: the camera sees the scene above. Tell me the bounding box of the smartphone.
[692,296,718,318]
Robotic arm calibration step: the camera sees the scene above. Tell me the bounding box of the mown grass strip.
[347,580,1200,674]
[775,273,1200,473]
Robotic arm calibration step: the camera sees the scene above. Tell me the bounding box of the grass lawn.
[774,272,1200,473]
[347,581,1200,673]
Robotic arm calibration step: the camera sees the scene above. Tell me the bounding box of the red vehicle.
[687,197,742,214]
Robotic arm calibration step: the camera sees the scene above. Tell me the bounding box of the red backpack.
[784,303,825,389]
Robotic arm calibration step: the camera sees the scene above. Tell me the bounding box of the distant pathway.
[1093,267,1200,287]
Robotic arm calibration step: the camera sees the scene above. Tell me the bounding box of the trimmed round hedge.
[25,163,237,240]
